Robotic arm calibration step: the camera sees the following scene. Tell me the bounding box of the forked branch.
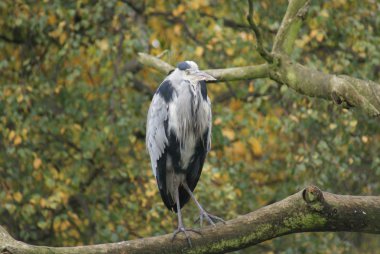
[138,52,380,116]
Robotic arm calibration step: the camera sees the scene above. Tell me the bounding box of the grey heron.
[146,61,223,246]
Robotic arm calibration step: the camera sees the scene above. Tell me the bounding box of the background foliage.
[0,0,379,253]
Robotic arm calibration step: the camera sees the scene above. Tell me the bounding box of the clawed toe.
[171,227,202,247]
[195,211,225,227]
[208,214,225,224]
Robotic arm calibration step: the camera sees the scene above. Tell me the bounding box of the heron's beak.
[193,71,217,81]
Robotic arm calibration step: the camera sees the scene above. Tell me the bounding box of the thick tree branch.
[272,0,311,55]
[269,57,380,116]
[137,53,174,74]
[204,65,269,81]
[137,53,270,81]
[0,186,379,253]
[137,53,380,116]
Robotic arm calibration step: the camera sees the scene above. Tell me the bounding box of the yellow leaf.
[40,198,46,208]
[329,123,337,130]
[69,229,80,238]
[34,171,43,182]
[53,218,60,232]
[60,220,70,231]
[49,21,66,38]
[230,99,242,110]
[173,24,182,35]
[289,115,299,123]
[241,127,250,137]
[14,135,22,145]
[349,120,358,128]
[4,88,12,97]
[17,94,24,102]
[231,141,246,157]
[248,82,255,93]
[195,46,204,57]
[310,29,318,38]
[320,9,329,18]
[222,128,235,140]
[214,117,222,125]
[8,130,16,140]
[189,2,200,9]
[13,192,23,202]
[249,137,263,156]
[253,12,260,24]
[59,32,67,44]
[316,33,324,42]
[172,4,185,16]
[54,86,61,94]
[47,14,57,25]
[97,38,109,51]
[33,157,42,169]
[146,187,156,197]
[22,128,28,139]
[226,48,234,56]
[235,113,244,122]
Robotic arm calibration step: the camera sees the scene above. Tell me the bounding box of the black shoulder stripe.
[200,80,207,101]
[156,80,174,103]
[167,130,182,172]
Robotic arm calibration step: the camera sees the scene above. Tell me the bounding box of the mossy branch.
[138,53,380,116]
[137,52,270,82]
[1,186,380,254]
[272,0,311,55]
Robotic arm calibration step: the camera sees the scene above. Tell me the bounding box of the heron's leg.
[182,183,225,227]
[171,187,201,247]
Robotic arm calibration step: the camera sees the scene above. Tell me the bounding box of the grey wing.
[146,94,169,177]
[206,96,212,152]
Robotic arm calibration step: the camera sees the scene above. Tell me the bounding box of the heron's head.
[177,61,216,83]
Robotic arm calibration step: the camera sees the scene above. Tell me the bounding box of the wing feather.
[146,94,169,177]
[206,97,212,152]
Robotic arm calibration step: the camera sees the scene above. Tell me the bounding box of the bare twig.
[246,0,274,63]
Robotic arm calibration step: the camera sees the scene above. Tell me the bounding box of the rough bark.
[1,186,379,254]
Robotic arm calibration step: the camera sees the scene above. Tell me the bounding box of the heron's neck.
[170,81,205,145]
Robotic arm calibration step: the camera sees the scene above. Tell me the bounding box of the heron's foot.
[196,211,225,227]
[171,227,202,247]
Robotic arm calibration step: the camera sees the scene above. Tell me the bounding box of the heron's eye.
[185,70,190,75]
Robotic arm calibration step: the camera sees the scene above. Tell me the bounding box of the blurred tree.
[0,0,379,253]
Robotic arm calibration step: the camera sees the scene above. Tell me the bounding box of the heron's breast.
[167,94,209,170]
[169,96,208,135]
